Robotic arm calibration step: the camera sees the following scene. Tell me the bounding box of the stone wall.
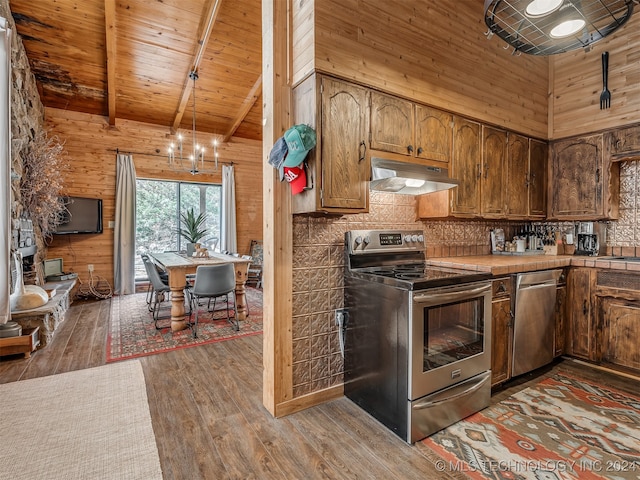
[0,0,47,283]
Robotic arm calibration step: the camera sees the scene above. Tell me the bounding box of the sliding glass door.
[135,179,221,279]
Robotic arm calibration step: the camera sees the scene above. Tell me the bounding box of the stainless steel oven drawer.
[409,370,491,443]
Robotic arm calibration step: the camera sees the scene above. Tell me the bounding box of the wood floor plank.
[141,350,228,479]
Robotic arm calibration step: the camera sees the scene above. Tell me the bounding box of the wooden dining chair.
[189,263,238,337]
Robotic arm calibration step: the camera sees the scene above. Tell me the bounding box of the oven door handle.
[413,284,491,304]
[412,372,491,410]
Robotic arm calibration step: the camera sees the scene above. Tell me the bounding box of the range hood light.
[405,178,426,188]
[369,157,459,195]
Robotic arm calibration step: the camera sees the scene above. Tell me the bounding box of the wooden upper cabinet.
[450,116,481,216]
[291,74,370,214]
[607,123,640,161]
[506,135,547,219]
[481,126,507,217]
[528,139,547,218]
[505,133,528,218]
[414,105,452,163]
[370,92,451,165]
[321,77,370,210]
[550,133,618,220]
[370,92,413,155]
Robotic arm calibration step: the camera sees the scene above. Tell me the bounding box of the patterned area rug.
[420,373,640,480]
[107,287,262,362]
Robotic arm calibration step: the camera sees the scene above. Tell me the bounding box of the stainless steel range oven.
[344,229,492,443]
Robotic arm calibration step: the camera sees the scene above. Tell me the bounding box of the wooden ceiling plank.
[223,74,262,142]
[171,0,224,133]
[105,0,117,126]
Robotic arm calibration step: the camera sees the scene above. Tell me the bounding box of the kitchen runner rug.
[419,373,640,480]
[107,287,262,362]
[0,360,162,480]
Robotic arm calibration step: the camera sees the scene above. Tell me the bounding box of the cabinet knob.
[497,282,507,293]
[407,145,414,154]
[417,147,423,155]
[583,299,588,315]
[483,163,489,179]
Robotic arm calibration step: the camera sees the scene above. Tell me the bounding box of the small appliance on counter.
[574,222,607,256]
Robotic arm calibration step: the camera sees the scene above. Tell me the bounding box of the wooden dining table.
[148,252,251,332]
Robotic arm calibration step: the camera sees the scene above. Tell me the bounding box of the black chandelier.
[484,0,635,55]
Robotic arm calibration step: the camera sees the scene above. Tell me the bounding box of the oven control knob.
[411,234,418,242]
[362,235,370,246]
[417,235,424,243]
[403,234,412,243]
[354,236,363,248]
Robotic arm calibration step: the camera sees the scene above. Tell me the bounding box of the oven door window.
[423,298,485,371]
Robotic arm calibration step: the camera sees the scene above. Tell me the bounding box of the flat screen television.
[54,196,103,234]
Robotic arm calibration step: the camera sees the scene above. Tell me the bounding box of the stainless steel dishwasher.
[511,269,562,377]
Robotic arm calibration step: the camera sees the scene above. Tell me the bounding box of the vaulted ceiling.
[9,0,263,142]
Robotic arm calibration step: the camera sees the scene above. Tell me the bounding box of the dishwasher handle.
[517,280,557,291]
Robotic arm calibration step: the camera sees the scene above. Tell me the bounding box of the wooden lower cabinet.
[566,268,596,361]
[600,298,640,372]
[554,284,567,357]
[491,277,512,387]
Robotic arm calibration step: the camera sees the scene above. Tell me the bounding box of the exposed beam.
[171,0,223,133]
[223,74,262,142]
[104,0,117,126]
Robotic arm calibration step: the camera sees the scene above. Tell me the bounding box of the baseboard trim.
[562,356,640,382]
[274,384,344,417]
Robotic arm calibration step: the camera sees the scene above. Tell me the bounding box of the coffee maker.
[575,222,606,256]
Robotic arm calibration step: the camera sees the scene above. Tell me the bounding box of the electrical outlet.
[335,308,347,326]
[88,264,94,273]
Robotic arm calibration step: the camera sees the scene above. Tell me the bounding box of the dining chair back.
[190,263,238,337]
[142,255,190,329]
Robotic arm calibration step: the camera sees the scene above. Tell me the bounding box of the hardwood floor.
[1,297,639,479]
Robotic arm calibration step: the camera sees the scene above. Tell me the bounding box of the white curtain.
[113,153,136,295]
[0,18,11,324]
[221,164,237,253]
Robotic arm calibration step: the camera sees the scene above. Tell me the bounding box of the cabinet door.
[505,133,529,218]
[450,117,481,216]
[528,139,547,218]
[601,298,640,373]
[491,296,512,386]
[567,268,595,361]
[554,285,566,357]
[414,105,452,164]
[321,77,370,210]
[608,124,640,159]
[482,127,507,217]
[370,91,412,156]
[550,135,604,219]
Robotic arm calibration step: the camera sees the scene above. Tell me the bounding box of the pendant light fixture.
[167,70,220,175]
[484,0,635,55]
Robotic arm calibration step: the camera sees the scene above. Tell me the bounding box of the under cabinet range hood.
[369,157,459,195]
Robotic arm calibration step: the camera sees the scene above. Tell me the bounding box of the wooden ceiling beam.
[223,74,262,142]
[171,0,223,133]
[104,0,117,126]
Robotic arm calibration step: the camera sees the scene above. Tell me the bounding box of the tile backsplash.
[291,170,640,398]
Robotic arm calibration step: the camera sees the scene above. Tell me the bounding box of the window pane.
[135,179,221,280]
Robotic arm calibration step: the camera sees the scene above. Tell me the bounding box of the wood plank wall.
[551,15,640,139]
[44,108,263,288]
[307,0,550,139]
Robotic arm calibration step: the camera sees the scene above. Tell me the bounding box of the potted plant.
[177,208,208,256]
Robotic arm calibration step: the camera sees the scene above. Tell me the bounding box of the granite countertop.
[426,254,640,276]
